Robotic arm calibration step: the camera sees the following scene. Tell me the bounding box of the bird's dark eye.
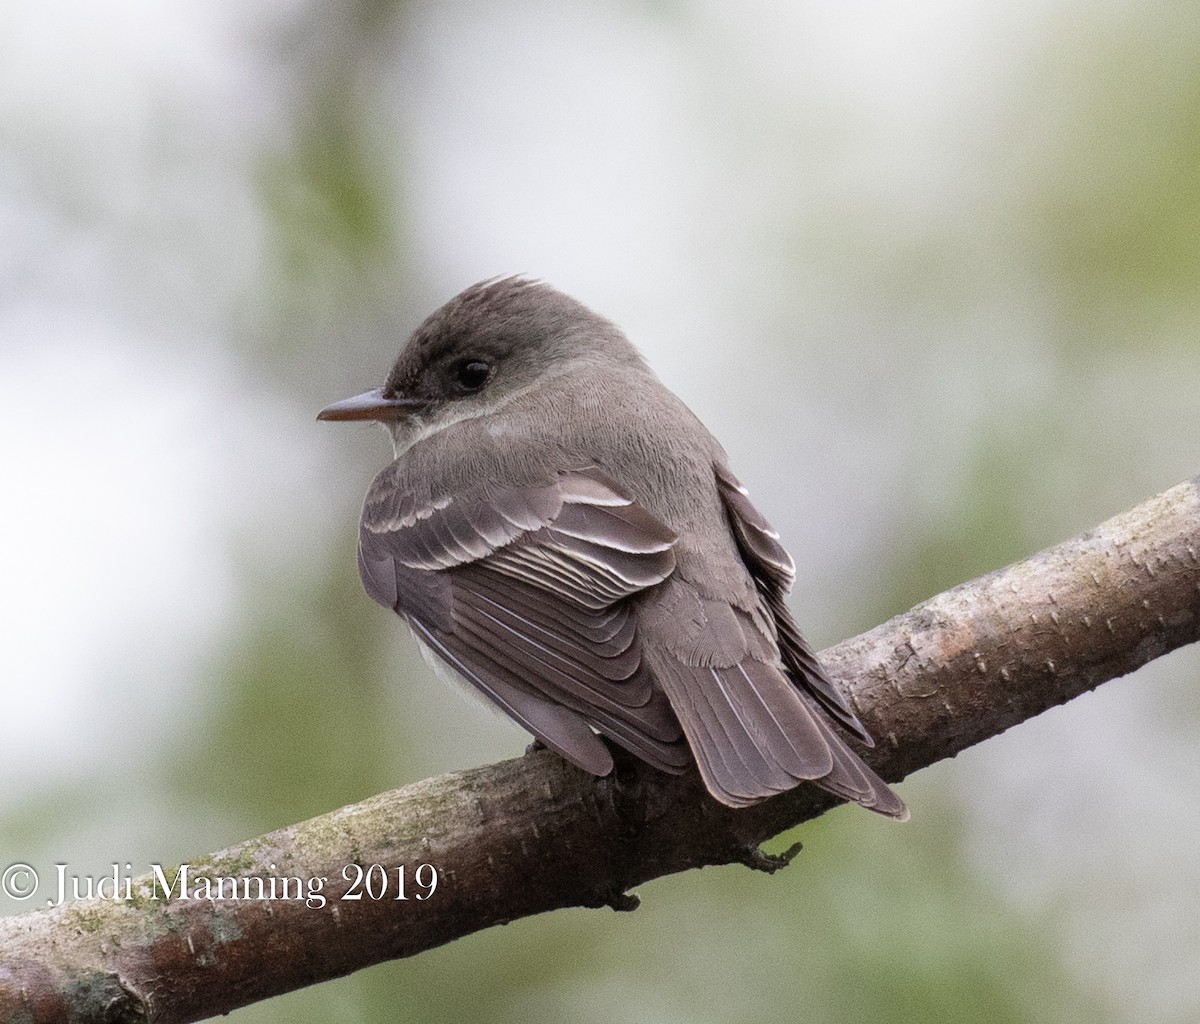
[453,359,491,392]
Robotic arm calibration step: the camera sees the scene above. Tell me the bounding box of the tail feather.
[651,651,907,819]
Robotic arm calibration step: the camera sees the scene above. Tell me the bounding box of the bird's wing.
[636,462,907,818]
[357,465,690,777]
[714,461,874,744]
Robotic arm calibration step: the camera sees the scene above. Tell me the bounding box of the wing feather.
[715,462,874,745]
[359,465,689,775]
[458,567,633,644]
[455,578,643,685]
[407,618,615,776]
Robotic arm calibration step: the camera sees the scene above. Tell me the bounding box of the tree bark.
[3,476,1198,1024]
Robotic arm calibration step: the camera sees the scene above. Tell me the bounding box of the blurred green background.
[3,0,1200,1021]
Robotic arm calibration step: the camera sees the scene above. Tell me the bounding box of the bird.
[318,277,907,819]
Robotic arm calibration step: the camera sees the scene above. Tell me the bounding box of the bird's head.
[318,276,643,454]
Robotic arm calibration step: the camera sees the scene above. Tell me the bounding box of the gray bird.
[319,277,907,818]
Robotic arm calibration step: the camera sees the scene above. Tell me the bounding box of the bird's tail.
[651,654,908,819]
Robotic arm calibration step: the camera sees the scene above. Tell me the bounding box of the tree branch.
[3,476,1198,1024]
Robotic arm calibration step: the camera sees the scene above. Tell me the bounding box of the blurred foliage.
[260,96,394,279]
[873,419,1054,622]
[249,0,417,387]
[169,554,403,830]
[1017,11,1200,334]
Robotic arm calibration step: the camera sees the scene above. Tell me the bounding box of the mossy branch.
[2,476,1198,1024]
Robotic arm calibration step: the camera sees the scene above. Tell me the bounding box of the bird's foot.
[737,841,803,874]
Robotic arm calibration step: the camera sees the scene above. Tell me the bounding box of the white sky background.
[2,0,1199,1017]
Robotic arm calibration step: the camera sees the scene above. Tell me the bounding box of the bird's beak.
[317,387,426,422]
